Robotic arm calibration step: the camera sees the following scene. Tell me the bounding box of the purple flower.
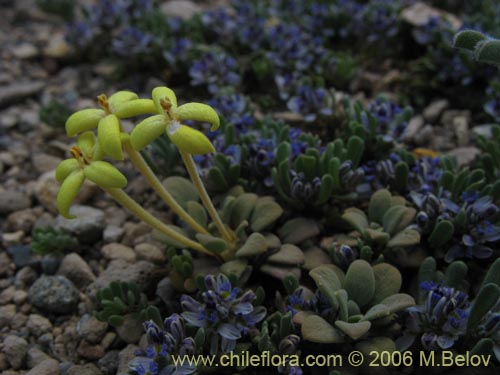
[180,274,266,354]
[189,51,241,94]
[398,282,470,351]
[287,86,333,122]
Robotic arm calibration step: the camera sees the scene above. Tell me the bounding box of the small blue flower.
[180,274,266,354]
[287,86,332,122]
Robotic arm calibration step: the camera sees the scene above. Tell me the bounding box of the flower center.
[160,97,175,119]
[97,94,111,114]
[70,146,91,167]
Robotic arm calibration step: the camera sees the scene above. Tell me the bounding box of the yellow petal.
[57,170,85,219]
[130,115,167,151]
[55,159,80,183]
[77,132,97,158]
[65,109,105,137]
[83,161,127,188]
[176,102,220,131]
[113,99,156,118]
[97,114,123,160]
[152,86,177,113]
[108,91,139,111]
[167,123,215,155]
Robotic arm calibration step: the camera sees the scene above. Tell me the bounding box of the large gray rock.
[117,344,139,374]
[86,260,159,297]
[3,335,28,370]
[0,81,45,109]
[56,205,105,244]
[67,363,103,375]
[26,314,53,337]
[26,358,60,375]
[77,314,108,344]
[29,275,80,314]
[0,190,31,215]
[58,253,96,288]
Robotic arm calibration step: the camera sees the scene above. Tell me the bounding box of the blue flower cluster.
[411,190,500,261]
[398,282,470,351]
[129,314,196,375]
[180,274,266,354]
[189,51,241,94]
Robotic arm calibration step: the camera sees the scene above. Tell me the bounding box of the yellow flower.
[55,132,127,219]
[65,91,156,160]
[130,86,220,155]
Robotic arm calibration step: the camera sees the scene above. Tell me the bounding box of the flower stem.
[102,187,213,256]
[179,150,233,242]
[123,141,210,236]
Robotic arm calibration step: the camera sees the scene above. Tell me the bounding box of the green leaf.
[167,124,215,155]
[130,114,167,151]
[56,170,85,219]
[379,293,415,313]
[195,234,227,253]
[55,159,79,183]
[267,244,305,265]
[444,261,467,290]
[187,201,208,229]
[65,108,104,136]
[428,220,454,248]
[467,283,500,333]
[382,206,413,235]
[418,257,437,304]
[475,39,500,66]
[97,114,124,160]
[163,176,199,209]
[309,265,342,308]
[368,189,392,224]
[361,304,391,321]
[278,218,320,244]
[235,233,268,258]
[453,30,488,51]
[470,338,494,356]
[481,258,500,289]
[301,315,343,343]
[176,102,220,131]
[250,199,283,232]
[220,259,249,279]
[371,263,402,304]
[386,228,420,248]
[83,161,127,188]
[230,193,258,228]
[343,260,375,308]
[342,208,369,233]
[334,321,371,340]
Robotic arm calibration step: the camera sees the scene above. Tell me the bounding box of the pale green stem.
[102,187,213,256]
[179,150,233,242]
[123,141,210,235]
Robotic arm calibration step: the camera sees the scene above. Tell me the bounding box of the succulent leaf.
[176,102,220,131]
[301,315,344,343]
[167,123,215,155]
[163,176,199,209]
[334,321,371,340]
[344,260,375,308]
[55,159,79,183]
[371,263,402,304]
[130,115,167,151]
[368,189,392,224]
[56,170,85,219]
[65,108,105,137]
[113,99,156,118]
[98,114,123,160]
[235,233,268,258]
[83,161,127,188]
[453,30,488,51]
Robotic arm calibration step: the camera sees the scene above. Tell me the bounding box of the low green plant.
[299,260,415,353]
[95,281,162,327]
[31,227,78,256]
[39,100,73,129]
